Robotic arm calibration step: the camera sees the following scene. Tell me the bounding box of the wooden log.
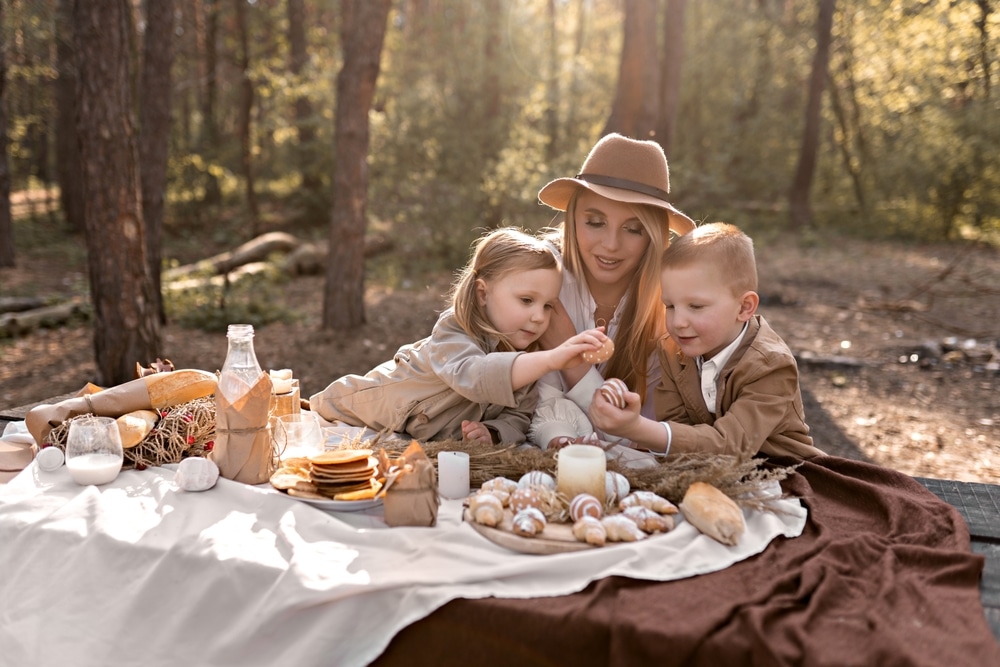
[0,299,89,337]
[0,296,47,314]
[162,231,302,281]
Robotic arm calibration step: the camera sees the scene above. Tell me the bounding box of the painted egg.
[583,337,615,364]
[518,470,556,491]
[605,471,631,504]
[509,487,542,513]
[569,493,604,522]
[599,379,628,409]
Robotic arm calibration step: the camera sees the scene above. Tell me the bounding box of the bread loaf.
[144,369,218,409]
[679,481,746,546]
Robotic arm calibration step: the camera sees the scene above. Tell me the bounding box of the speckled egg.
[509,487,542,513]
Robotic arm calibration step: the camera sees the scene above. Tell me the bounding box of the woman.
[528,133,696,451]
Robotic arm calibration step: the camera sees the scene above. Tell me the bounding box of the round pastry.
[509,487,542,513]
[517,470,556,491]
[569,492,604,522]
[582,337,615,364]
[605,471,630,504]
[599,378,628,409]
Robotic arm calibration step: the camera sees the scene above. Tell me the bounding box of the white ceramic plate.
[291,495,383,512]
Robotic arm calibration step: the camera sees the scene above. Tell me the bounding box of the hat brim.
[538,177,695,235]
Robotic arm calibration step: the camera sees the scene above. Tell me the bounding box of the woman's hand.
[462,420,493,445]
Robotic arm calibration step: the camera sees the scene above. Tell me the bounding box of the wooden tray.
[463,507,596,555]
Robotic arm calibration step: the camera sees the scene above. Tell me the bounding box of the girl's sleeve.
[528,382,594,449]
[427,316,522,407]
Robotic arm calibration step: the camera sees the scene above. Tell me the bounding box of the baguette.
[116,409,160,449]
[679,481,746,546]
[144,370,218,408]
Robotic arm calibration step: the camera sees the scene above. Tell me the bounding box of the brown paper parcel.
[25,370,218,446]
[380,441,439,527]
[209,374,276,485]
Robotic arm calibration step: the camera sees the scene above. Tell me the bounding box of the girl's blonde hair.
[451,227,560,353]
[545,193,671,401]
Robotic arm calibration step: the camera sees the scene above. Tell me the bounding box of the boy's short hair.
[661,222,758,295]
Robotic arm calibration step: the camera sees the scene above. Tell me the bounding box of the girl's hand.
[589,381,641,438]
[547,328,609,371]
[462,419,493,445]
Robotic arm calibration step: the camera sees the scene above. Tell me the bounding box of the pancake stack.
[270,448,383,501]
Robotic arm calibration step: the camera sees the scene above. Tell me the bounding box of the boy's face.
[476,267,561,350]
[661,261,756,360]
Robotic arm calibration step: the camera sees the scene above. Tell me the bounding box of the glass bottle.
[218,324,264,403]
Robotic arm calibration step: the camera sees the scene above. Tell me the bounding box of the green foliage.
[4,0,998,256]
[165,269,298,334]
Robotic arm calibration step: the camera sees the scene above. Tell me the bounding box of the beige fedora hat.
[538,133,695,235]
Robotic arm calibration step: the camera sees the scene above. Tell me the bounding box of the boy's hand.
[589,381,642,439]
[462,420,492,444]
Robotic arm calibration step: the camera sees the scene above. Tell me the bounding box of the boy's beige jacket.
[310,308,537,444]
[655,315,824,459]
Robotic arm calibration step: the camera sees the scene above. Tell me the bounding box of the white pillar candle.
[438,451,470,500]
[557,444,606,504]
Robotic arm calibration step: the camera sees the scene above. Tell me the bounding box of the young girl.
[309,227,610,445]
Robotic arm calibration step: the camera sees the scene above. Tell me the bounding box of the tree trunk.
[564,0,587,144]
[788,0,836,230]
[74,0,161,385]
[322,0,392,330]
[288,0,320,195]
[139,0,176,325]
[544,0,559,160]
[0,0,12,269]
[234,0,259,232]
[602,0,659,139]
[657,0,687,157]
[55,0,84,234]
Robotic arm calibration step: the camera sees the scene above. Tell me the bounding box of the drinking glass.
[274,412,324,460]
[65,416,124,486]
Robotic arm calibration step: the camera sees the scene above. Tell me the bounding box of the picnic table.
[2,396,998,665]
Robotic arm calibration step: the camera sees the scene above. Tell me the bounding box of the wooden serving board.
[463,507,596,555]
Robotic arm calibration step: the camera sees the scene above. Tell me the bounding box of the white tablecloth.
[0,460,806,667]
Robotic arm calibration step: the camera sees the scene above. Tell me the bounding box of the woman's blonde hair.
[546,192,671,401]
[451,227,560,353]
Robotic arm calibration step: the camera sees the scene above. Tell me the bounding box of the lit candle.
[557,445,606,504]
[437,451,470,500]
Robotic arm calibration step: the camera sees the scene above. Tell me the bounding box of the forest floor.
[1,224,998,485]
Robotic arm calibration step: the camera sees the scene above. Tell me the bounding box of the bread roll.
[679,481,746,546]
[116,409,159,449]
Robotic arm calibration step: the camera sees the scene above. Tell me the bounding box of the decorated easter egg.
[518,470,556,491]
[569,492,604,522]
[510,487,542,513]
[605,471,631,504]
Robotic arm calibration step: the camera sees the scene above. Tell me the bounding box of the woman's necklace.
[593,297,621,330]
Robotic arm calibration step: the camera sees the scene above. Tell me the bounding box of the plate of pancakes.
[269,448,385,512]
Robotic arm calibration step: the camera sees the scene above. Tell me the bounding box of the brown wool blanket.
[375,456,1000,667]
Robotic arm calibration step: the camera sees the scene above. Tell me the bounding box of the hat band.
[577,173,670,203]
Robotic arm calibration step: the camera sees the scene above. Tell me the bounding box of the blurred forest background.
[0,0,998,377]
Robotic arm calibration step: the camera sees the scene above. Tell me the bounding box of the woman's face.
[572,190,651,295]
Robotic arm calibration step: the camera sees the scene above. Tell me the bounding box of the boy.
[590,222,823,459]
